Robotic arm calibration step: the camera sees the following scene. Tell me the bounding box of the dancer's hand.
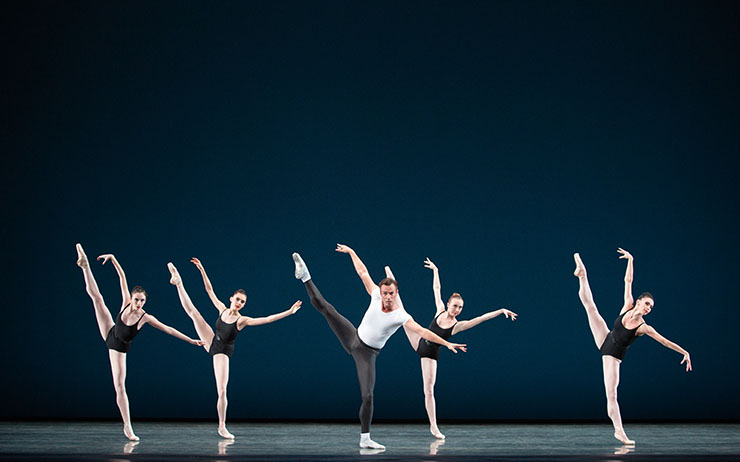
[424,257,438,271]
[190,257,204,270]
[617,248,633,261]
[335,244,353,254]
[97,254,115,265]
[446,342,467,353]
[289,300,302,314]
[190,338,205,346]
[682,353,692,372]
[500,309,518,321]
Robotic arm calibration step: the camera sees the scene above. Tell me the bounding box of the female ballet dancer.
[167,258,301,439]
[389,258,517,439]
[75,244,204,441]
[573,248,692,445]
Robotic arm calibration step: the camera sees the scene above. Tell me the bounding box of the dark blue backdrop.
[4,1,739,421]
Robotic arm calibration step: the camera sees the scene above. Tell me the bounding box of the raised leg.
[304,279,358,354]
[602,356,634,445]
[421,358,444,439]
[213,354,234,439]
[574,253,610,348]
[168,263,214,351]
[108,350,139,441]
[77,244,115,340]
[403,324,422,351]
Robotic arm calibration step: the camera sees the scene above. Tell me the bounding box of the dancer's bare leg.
[603,356,634,445]
[77,244,114,340]
[109,350,139,441]
[573,253,609,348]
[168,263,214,351]
[403,325,422,351]
[213,354,234,439]
[421,358,444,439]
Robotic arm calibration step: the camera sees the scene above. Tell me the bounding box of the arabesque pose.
[292,245,467,450]
[573,248,692,445]
[167,258,301,439]
[76,244,203,441]
[389,258,517,439]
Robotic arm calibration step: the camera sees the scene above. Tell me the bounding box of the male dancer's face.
[379,283,398,312]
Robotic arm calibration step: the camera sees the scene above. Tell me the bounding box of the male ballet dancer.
[293,244,466,449]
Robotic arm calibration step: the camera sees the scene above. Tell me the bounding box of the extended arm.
[191,258,227,312]
[405,319,467,353]
[452,308,518,336]
[145,315,205,346]
[240,301,302,327]
[640,324,692,371]
[336,244,376,295]
[424,258,445,315]
[618,248,634,314]
[98,254,130,308]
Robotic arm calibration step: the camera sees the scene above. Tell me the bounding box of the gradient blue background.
[4,1,739,422]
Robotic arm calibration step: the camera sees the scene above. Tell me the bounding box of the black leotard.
[208,310,241,358]
[105,304,146,353]
[416,312,456,360]
[599,310,644,361]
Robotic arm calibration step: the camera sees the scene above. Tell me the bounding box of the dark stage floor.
[1,422,739,461]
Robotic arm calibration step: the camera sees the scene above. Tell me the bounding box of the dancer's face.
[379,283,398,310]
[635,297,653,316]
[131,292,146,310]
[230,293,247,311]
[447,298,463,317]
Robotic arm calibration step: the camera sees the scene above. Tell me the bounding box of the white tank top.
[357,287,412,349]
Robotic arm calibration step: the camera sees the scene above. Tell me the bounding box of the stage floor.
[1,422,739,461]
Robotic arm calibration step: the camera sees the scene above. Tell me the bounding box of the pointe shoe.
[614,431,635,445]
[76,243,89,268]
[123,426,139,441]
[167,262,181,286]
[292,252,311,282]
[218,427,235,439]
[573,253,586,278]
[430,426,446,439]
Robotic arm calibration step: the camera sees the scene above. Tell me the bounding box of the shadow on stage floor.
[1,422,739,461]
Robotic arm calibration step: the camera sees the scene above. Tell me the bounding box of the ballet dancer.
[573,248,692,445]
[292,244,467,450]
[168,258,301,439]
[75,244,203,441]
[388,258,517,439]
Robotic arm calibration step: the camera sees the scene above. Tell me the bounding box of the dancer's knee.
[361,391,373,406]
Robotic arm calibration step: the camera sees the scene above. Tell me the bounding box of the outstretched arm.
[240,301,302,327]
[452,308,518,336]
[618,248,634,314]
[191,258,227,312]
[639,324,692,371]
[424,258,445,316]
[145,315,205,346]
[405,319,467,353]
[98,254,130,309]
[336,244,376,295]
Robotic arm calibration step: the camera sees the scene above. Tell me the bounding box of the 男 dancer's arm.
[239,301,302,327]
[405,319,467,353]
[618,248,634,314]
[98,254,131,308]
[640,324,692,371]
[146,315,205,346]
[424,258,445,316]
[452,308,518,335]
[336,244,376,295]
[191,257,227,312]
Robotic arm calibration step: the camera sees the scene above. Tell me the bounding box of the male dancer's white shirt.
[357,287,412,349]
